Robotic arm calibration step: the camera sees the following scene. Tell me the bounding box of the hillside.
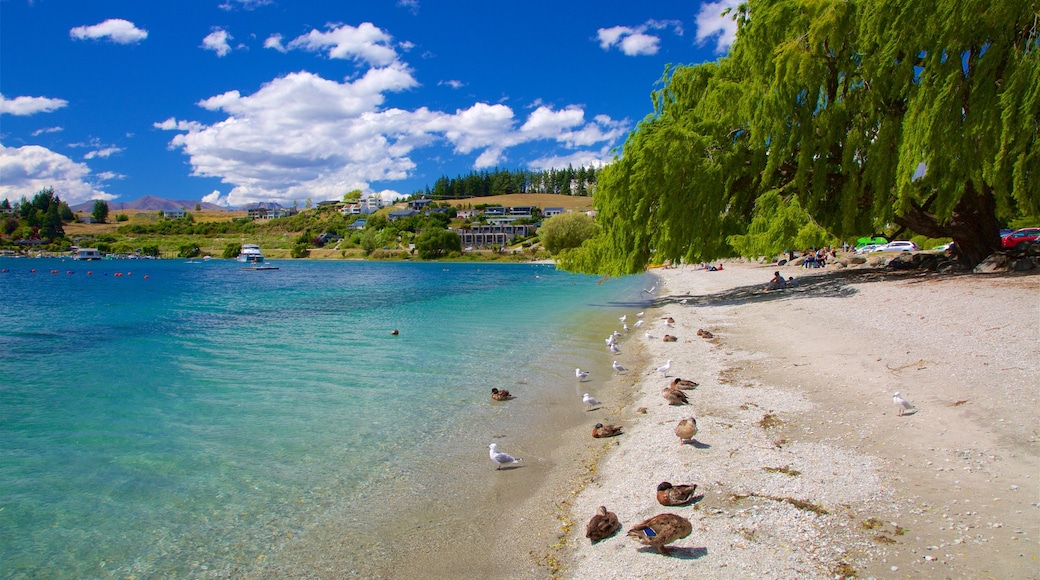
[446,193,593,210]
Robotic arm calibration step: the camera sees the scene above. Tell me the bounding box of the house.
[507,206,533,217]
[340,203,363,215]
[349,218,367,230]
[316,200,339,208]
[163,209,186,219]
[456,209,478,220]
[455,223,537,249]
[387,209,419,222]
[247,207,297,221]
[408,199,433,211]
[362,194,385,214]
[483,206,506,216]
[543,207,565,218]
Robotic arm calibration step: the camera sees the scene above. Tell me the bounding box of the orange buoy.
[51,269,58,274]
[87,271,92,275]
[143,275,149,279]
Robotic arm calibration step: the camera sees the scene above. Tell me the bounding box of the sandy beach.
[562,261,1039,579]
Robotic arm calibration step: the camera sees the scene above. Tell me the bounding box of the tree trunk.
[893,182,1001,269]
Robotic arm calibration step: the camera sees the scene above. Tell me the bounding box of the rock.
[845,255,867,265]
[973,253,1009,273]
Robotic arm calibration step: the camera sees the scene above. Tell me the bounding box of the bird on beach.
[671,378,699,390]
[645,331,657,340]
[586,506,621,544]
[893,392,916,416]
[576,368,590,381]
[661,387,688,405]
[662,335,678,342]
[656,482,698,506]
[606,335,616,346]
[592,423,624,438]
[675,417,698,444]
[656,359,673,377]
[490,388,513,401]
[662,316,675,327]
[612,360,627,374]
[627,513,692,555]
[637,312,645,318]
[488,443,522,470]
[641,285,657,295]
[623,323,630,332]
[609,343,621,354]
[613,330,622,338]
[634,320,644,328]
[679,298,688,305]
[619,314,627,323]
[582,393,600,411]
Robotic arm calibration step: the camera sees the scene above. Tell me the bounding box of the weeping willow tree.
[560,0,1038,275]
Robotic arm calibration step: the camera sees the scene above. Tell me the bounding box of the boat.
[237,244,265,264]
[72,248,103,261]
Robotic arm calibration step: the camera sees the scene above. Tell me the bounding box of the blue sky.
[1,0,738,207]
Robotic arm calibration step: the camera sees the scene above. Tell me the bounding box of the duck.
[675,417,698,444]
[656,482,698,506]
[661,387,688,406]
[662,334,678,342]
[585,506,621,543]
[490,388,513,401]
[696,329,714,339]
[671,378,699,390]
[390,329,399,336]
[592,423,624,438]
[627,513,692,555]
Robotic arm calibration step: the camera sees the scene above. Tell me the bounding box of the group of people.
[801,247,834,268]
[765,271,798,291]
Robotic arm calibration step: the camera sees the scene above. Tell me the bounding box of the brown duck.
[585,506,621,543]
[671,378,699,390]
[661,387,688,405]
[662,334,678,342]
[627,513,692,555]
[592,423,623,438]
[675,416,698,444]
[656,482,698,506]
[490,388,513,401]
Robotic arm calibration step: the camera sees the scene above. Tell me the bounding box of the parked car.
[933,241,955,251]
[1001,227,1040,251]
[874,241,919,252]
[855,244,881,254]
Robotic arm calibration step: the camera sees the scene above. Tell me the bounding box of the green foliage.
[728,191,834,259]
[178,244,201,258]
[222,243,241,259]
[343,189,363,202]
[58,202,74,222]
[562,0,1039,273]
[290,243,310,258]
[115,213,129,222]
[421,165,600,199]
[92,200,109,224]
[415,227,461,259]
[538,212,599,255]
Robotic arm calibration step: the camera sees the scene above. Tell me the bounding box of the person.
[787,276,798,288]
[766,271,787,291]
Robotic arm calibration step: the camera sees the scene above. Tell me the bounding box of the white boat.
[72,248,103,260]
[237,244,265,264]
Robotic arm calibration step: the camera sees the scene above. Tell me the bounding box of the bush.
[222,243,241,259]
[290,243,310,258]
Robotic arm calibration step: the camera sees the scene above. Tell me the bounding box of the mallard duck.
[662,334,678,342]
[592,422,623,438]
[696,329,714,339]
[656,482,698,506]
[585,506,621,543]
[627,513,692,555]
[671,378,699,390]
[675,417,698,444]
[661,387,688,406]
[491,388,513,401]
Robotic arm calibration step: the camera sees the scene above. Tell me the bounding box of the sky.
[1,0,739,208]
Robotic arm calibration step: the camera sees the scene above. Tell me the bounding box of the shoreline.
[562,262,1039,578]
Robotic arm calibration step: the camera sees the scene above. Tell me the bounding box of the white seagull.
[642,285,657,295]
[606,335,616,346]
[489,443,522,470]
[576,368,590,381]
[619,314,627,323]
[637,312,645,318]
[582,393,601,410]
[609,343,621,354]
[656,359,673,376]
[613,330,622,338]
[679,298,689,305]
[645,330,657,340]
[612,360,627,374]
[623,323,630,333]
[634,320,645,327]
[893,392,916,416]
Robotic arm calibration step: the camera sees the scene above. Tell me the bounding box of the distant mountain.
[71,196,232,213]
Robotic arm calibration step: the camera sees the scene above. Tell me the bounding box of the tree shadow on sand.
[651,268,967,308]
[635,545,708,559]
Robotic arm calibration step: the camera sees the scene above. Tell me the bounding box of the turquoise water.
[0,258,646,577]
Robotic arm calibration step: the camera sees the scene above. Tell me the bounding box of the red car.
[1001,228,1040,250]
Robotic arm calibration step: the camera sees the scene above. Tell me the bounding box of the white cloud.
[529,147,614,172]
[70,19,148,44]
[202,29,233,57]
[438,79,464,89]
[397,0,419,15]
[596,20,683,56]
[263,33,287,53]
[31,126,64,136]
[218,0,272,10]
[0,94,68,116]
[695,0,741,53]
[157,68,629,205]
[0,144,112,205]
[286,23,399,66]
[201,189,229,206]
[83,146,124,160]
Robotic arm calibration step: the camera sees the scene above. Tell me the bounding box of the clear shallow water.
[0,259,646,578]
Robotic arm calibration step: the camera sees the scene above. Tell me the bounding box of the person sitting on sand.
[766,271,787,291]
[786,276,798,288]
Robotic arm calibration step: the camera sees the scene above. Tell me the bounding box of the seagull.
[619,314,627,323]
[637,312,645,318]
[609,343,621,354]
[582,393,600,411]
[893,392,916,416]
[623,323,630,332]
[642,285,657,295]
[679,298,688,305]
[634,320,645,327]
[489,443,522,470]
[606,335,616,346]
[645,331,657,340]
[613,330,622,338]
[656,359,673,376]
[612,360,627,374]
[576,368,590,381]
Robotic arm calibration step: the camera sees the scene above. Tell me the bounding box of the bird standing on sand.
[675,417,698,444]
[576,368,590,381]
[637,312,645,318]
[619,314,627,323]
[634,319,645,327]
[623,323,630,332]
[656,359,673,377]
[612,360,627,374]
[662,387,688,405]
[586,506,621,543]
[609,343,621,354]
[488,443,522,470]
[582,393,600,411]
[893,392,916,416]
[627,513,692,555]
[645,331,657,340]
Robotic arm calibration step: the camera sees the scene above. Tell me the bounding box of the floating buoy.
[31,269,36,273]
[1,268,8,273]
[50,269,58,274]
[66,271,73,275]
[87,271,92,275]
[143,275,149,279]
